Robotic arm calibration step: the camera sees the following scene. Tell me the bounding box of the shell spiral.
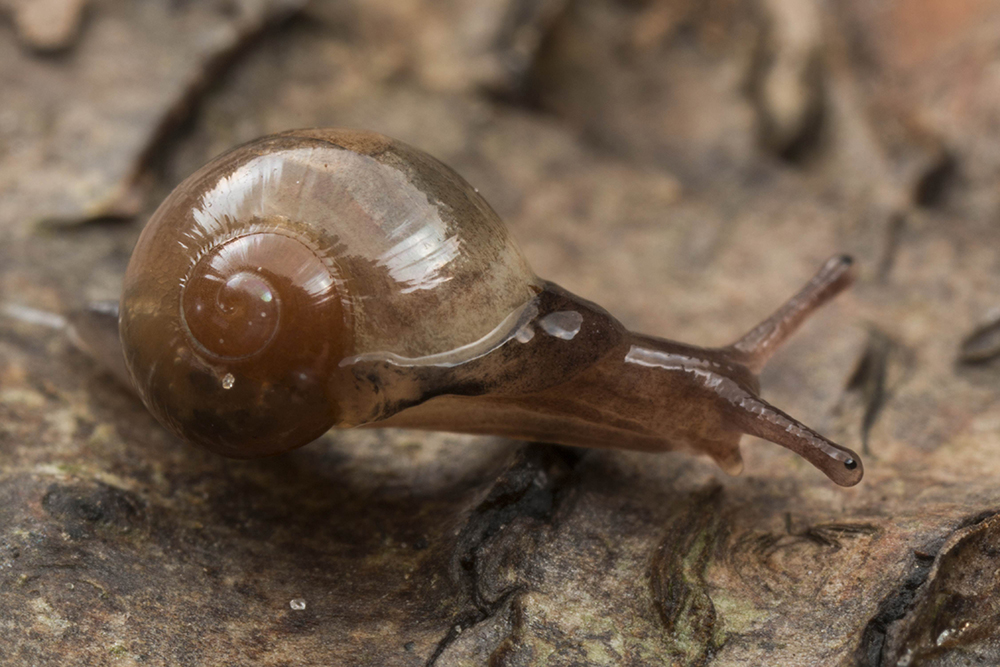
[120,129,539,457]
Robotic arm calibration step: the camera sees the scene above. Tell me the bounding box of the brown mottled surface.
[2,0,1000,665]
[0,0,304,224]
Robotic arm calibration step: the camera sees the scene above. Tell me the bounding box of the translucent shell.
[120,129,538,457]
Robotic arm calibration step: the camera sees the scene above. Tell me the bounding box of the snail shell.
[120,129,863,486]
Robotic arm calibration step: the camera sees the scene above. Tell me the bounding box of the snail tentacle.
[727,254,855,373]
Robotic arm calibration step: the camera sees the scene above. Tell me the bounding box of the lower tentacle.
[725,391,862,486]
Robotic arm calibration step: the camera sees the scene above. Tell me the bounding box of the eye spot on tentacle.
[844,458,858,470]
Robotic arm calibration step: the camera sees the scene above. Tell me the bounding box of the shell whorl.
[119,129,539,456]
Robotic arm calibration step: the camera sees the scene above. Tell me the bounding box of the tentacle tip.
[825,454,864,487]
[825,254,857,284]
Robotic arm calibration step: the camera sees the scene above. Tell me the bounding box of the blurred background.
[3,0,1000,665]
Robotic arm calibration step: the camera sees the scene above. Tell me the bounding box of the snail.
[117,128,863,486]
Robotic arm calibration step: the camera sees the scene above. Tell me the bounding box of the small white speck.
[290,598,306,611]
[221,373,235,390]
[515,325,534,343]
[936,629,952,646]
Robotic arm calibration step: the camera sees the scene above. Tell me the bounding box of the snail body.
[119,129,863,486]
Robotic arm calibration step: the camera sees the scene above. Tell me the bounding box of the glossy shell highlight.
[119,129,538,457]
